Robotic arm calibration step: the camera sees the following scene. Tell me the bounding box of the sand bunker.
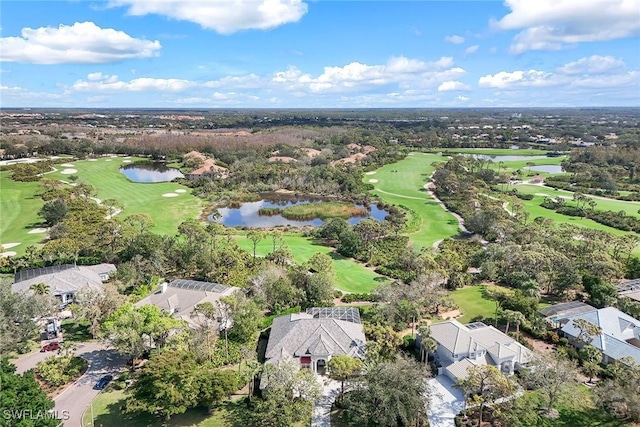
[174,189,187,193]
[122,160,132,163]
[105,159,113,162]
[365,171,377,175]
[28,228,48,234]
[61,169,78,174]
[368,179,379,183]
[0,251,17,257]
[60,163,74,167]
[1,242,20,249]
[162,193,179,198]
[88,159,98,162]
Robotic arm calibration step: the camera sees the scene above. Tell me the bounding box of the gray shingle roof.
[11,264,116,296]
[265,311,366,362]
[430,320,533,366]
[135,280,238,328]
[561,307,640,364]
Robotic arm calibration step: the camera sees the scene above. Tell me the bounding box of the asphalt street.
[12,342,126,427]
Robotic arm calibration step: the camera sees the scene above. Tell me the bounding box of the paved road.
[12,342,126,427]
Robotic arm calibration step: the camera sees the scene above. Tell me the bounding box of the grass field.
[234,233,389,293]
[449,286,496,323]
[83,388,264,427]
[366,153,459,249]
[1,157,204,256]
[432,148,552,156]
[46,157,203,235]
[0,171,48,252]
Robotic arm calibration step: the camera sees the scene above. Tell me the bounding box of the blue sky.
[1,0,639,108]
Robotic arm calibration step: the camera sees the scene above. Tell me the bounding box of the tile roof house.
[12,263,116,306]
[264,307,366,376]
[135,279,238,328]
[427,320,534,382]
[560,307,640,364]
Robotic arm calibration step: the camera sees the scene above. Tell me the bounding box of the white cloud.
[478,57,639,91]
[464,45,479,55]
[455,95,470,102]
[494,0,640,53]
[0,22,161,64]
[478,70,555,88]
[445,35,465,44]
[438,81,471,92]
[109,0,308,34]
[73,73,193,92]
[271,56,462,93]
[558,55,625,75]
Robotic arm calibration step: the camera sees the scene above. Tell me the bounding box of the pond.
[209,196,390,227]
[529,165,564,174]
[120,163,184,183]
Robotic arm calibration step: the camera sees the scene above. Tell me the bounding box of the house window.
[300,356,311,369]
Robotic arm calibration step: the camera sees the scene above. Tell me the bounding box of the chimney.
[160,282,168,294]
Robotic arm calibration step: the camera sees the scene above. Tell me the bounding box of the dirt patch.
[440,309,461,320]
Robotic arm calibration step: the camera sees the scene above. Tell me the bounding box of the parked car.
[94,374,113,390]
[40,342,59,352]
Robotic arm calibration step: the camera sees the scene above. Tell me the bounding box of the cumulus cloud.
[0,22,161,64]
[73,73,193,92]
[445,35,465,44]
[478,56,639,90]
[493,0,640,53]
[271,56,463,93]
[109,0,308,34]
[437,81,471,92]
[558,55,625,75]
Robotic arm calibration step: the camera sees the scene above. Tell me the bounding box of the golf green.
[366,153,459,249]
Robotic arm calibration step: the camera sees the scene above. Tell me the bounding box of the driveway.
[311,377,341,427]
[427,375,465,427]
[12,342,126,427]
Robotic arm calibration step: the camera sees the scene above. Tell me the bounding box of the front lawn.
[448,285,496,324]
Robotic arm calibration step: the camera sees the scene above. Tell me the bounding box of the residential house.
[560,307,640,364]
[264,307,366,376]
[427,320,534,382]
[135,279,238,328]
[12,263,116,306]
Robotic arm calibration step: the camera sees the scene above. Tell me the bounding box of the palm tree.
[30,282,49,296]
[418,324,436,363]
[503,310,527,335]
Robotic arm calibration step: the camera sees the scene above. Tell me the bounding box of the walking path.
[423,178,469,234]
[312,377,341,427]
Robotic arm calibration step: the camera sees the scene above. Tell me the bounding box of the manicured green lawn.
[234,233,389,293]
[0,171,48,253]
[515,184,640,218]
[2,158,204,255]
[432,148,551,156]
[83,388,261,427]
[448,285,496,324]
[46,157,203,236]
[366,153,459,249]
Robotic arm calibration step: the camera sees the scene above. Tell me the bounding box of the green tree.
[71,284,125,338]
[195,369,239,411]
[29,282,49,296]
[0,358,58,427]
[247,230,265,261]
[521,354,580,412]
[343,357,431,427]
[327,355,364,402]
[458,365,517,426]
[126,350,199,420]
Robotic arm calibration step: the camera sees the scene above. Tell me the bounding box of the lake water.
[529,164,564,174]
[210,197,389,227]
[120,163,184,183]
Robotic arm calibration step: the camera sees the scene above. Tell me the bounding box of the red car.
[40,342,59,352]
